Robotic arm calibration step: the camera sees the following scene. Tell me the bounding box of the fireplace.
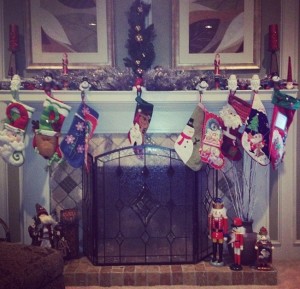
[82,144,218,265]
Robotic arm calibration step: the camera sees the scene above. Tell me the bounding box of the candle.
[269,24,279,51]
[9,24,19,52]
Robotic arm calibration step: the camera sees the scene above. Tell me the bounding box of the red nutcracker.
[229,217,245,271]
[208,198,228,266]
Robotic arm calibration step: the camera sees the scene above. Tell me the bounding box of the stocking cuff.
[4,123,25,134]
[228,93,251,123]
[35,129,59,137]
[44,95,72,117]
[272,89,300,110]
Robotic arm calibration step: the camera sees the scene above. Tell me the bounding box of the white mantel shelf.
[0,89,298,134]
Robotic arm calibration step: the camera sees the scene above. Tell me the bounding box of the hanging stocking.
[60,102,99,168]
[269,89,300,169]
[219,104,243,161]
[241,93,270,166]
[175,102,205,171]
[128,87,153,155]
[199,109,225,170]
[32,95,71,165]
[0,101,35,166]
[228,92,252,125]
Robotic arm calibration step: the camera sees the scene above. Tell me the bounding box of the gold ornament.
[135,60,141,65]
[136,68,143,75]
[135,34,143,42]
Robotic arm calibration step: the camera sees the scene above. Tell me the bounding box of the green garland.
[123,0,156,77]
[0,67,288,91]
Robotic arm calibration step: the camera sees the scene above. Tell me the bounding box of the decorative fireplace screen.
[82,144,218,265]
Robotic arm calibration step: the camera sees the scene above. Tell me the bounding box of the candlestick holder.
[214,53,221,89]
[269,24,279,77]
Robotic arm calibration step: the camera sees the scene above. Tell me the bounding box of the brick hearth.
[63,255,277,287]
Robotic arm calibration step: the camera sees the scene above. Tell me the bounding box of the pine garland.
[123,0,156,77]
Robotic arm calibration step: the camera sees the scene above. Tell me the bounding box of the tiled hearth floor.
[64,255,278,287]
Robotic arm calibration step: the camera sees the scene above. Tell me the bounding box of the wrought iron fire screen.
[82,145,218,265]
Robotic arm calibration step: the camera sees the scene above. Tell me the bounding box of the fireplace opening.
[82,144,218,265]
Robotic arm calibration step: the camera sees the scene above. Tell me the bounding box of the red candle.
[269,24,279,51]
[9,24,19,52]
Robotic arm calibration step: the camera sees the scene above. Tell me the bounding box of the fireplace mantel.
[1,89,298,134]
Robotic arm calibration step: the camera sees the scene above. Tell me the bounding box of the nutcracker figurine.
[208,198,228,266]
[255,226,274,271]
[229,217,245,271]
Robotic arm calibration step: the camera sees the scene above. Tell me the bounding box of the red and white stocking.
[199,109,224,170]
[219,104,243,161]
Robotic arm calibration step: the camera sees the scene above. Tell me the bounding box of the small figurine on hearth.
[255,226,274,271]
[229,217,245,271]
[208,198,228,266]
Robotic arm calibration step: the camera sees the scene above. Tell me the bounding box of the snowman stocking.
[219,104,243,161]
[128,95,153,154]
[0,101,35,166]
[269,89,300,169]
[199,109,225,170]
[175,102,205,171]
[241,93,270,166]
[60,102,99,168]
[33,95,71,165]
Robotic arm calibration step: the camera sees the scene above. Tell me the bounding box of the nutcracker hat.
[259,226,268,236]
[212,198,224,209]
[233,217,243,227]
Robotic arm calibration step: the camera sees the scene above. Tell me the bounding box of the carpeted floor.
[66,259,300,289]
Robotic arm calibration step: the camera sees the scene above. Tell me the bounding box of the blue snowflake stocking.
[60,102,99,168]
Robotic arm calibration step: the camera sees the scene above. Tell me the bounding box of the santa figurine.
[229,217,245,271]
[255,226,274,271]
[28,203,57,248]
[208,198,228,266]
